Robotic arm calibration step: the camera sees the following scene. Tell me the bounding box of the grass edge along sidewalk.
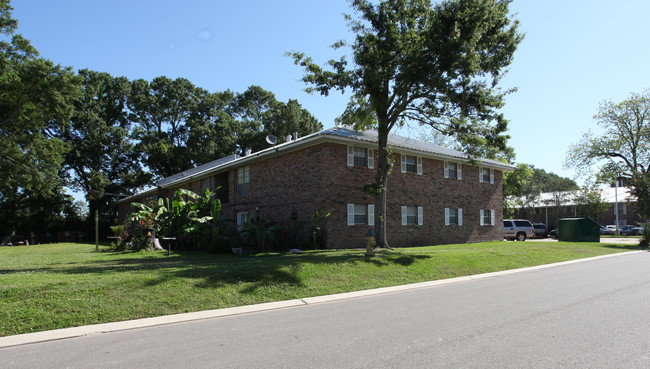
[0,241,642,339]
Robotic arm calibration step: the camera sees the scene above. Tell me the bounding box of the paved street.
[3,251,650,368]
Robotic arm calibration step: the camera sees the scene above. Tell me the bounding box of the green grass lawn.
[0,241,641,337]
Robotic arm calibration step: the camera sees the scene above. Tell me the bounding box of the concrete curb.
[0,250,642,349]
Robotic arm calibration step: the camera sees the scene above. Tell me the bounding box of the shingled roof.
[119,126,514,203]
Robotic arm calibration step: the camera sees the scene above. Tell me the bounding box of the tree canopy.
[0,0,323,238]
[290,0,522,247]
[566,90,650,220]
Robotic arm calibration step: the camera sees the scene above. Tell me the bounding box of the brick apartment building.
[117,127,514,248]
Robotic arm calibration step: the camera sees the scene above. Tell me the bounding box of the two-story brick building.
[117,126,513,248]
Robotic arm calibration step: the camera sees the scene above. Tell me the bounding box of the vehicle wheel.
[516,232,526,241]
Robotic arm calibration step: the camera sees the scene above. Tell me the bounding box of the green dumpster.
[557,217,600,242]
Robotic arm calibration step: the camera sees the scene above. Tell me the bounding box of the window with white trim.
[347,203,374,226]
[236,211,248,231]
[401,206,423,226]
[237,166,250,197]
[479,168,494,184]
[445,208,463,226]
[347,145,374,169]
[401,154,422,175]
[444,162,462,180]
[480,209,495,226]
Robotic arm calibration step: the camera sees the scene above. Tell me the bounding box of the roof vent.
[244,148,252,156]
[286,135,292,142]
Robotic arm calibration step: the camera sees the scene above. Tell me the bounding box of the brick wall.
[322,144,504,248]
[117,140,505,249]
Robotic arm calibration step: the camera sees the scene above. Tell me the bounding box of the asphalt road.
[4,251,650,368]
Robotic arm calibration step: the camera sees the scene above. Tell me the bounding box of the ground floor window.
[445,208,463,226]
[480,209,495,226]
[347,204,374,226]
[402,206,423,226]
[237,211,248,231]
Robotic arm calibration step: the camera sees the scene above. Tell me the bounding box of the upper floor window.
[347,145,374,169]
[445,207,463,226]
[237,166,250,197]
[401,154,422,175]
[444,162,462,180]
[480,168,494,184]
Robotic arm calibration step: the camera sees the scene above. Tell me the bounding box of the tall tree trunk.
[375,129,391,249]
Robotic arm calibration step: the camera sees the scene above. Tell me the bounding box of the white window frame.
[444,208,463,226]
[347,145,374,169]
[237,166,250,197]
[480,209,496,226]
[347,203,375,226]
[401,206,424,226]
[400,154,422,175]
[479,167,494,184]
[236,211,248,231]
[444,162,462,180]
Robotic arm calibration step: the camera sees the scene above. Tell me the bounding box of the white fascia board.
[326,135,515,172]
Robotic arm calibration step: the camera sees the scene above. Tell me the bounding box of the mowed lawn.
[0,241,639,337]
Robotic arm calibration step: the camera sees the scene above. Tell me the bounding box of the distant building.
[117,127,514,248]
[512,187,644,229]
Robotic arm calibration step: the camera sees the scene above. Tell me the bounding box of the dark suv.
[533,223,548,238]
[503,219,534,241]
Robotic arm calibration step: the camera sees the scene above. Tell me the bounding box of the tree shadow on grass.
[598,243,648,251]
[0,249,431,294]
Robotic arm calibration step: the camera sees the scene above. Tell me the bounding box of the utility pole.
[614,177,620,236]
[95,210,99,252]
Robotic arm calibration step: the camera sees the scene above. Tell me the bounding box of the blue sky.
[12,0,650,185]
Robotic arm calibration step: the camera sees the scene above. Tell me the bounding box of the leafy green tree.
[503,163,537,218]
[531,167,579,193]
[231,85,322,152]
[574,187,610,221]
[63,69,151,228]
[566,90,650,220]
[128,76,204,179]
[186,89,239,162]
[0,0,80,236]
[0,0,79,196]
[503,164,579,220]
[289,0,521,247]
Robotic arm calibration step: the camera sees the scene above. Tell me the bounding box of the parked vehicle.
[533,223,548,238]
[600,226,615,235]
[619,225,642,236]
[503,219,534,241]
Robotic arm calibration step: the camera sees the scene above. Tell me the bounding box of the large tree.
[0,0,79,235]
[0,0,79,195]
[566,90,650,221]
[290,0,521,247]
[128,76,203,179]
[231,85,322,153]
[63,69,150,227]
